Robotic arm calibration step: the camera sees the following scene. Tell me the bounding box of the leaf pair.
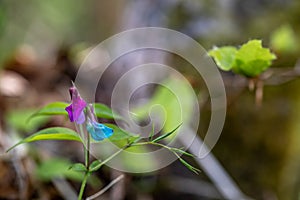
[209,40,276,77]
[6,125,138,152]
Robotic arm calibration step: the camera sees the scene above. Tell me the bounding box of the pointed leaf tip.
[152,123,182,143]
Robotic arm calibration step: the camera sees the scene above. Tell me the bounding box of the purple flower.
[65,86,87,124]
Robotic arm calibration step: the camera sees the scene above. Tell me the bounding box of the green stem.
[90,146,126,172]
[78,172,89,200]
[79,124,90,167]
[78,124,91,199]
[86,135,90,168]
[131,141,172,151]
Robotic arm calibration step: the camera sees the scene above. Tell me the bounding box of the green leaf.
[94,103,124,120]
[152,123,182,143]
[29,102,69,120]
[233,40,276,77]
[104,123,139,142]
[178,157,200,174]
[270,24,298,53]
[69,163,87,172]
[89,160,101,172]
[171,148,195,157]
[208,46,237,71]
[6,127,82,152]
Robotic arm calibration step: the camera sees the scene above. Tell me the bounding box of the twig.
[86,174,125,200]
[110,171,125,200]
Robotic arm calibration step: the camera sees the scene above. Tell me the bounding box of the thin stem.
[85,133,90,168]
[78,172,89,200]
[85,145,89,167]
[78,124,89,167]
[131,141,172,151]
[78,124,91,199]
[90,146,127,172]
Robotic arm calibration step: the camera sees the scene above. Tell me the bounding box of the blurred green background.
[0,0,300,199]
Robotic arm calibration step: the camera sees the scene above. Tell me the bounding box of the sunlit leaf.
[208,40,276,77]
[38,102,68,115]
[208,46,237,71]
[30,102,69,119]
[7,127,82,152]
[233,40,276,77]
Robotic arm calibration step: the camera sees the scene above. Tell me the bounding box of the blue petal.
[87,122,113,141]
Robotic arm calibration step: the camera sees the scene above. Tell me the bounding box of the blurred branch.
[166,176,222,199]
[110,170,126,200]
[87,174,125,200]
[0,127,28,199]
[178,127,253,200]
